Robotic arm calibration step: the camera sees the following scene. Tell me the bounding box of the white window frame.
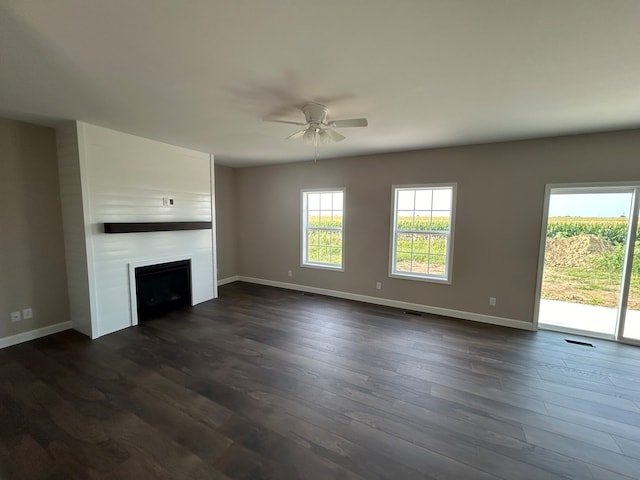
[389,183,456,284]
[301,188,345,271]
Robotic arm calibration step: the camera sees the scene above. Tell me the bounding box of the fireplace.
[134,259,192,321]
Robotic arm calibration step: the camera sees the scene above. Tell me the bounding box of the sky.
[548,192,633,218]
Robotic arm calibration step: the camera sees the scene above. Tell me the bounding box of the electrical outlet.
[23,308,33,319]
[376,281,382,290]
[10,311,21,322]
[489,297,496,306]
[162,197,175,206]
[287,270,293,277]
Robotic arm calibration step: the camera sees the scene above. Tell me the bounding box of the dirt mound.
[545,234,612,267]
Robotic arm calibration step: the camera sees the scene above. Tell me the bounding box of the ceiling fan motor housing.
[303,103,328,126]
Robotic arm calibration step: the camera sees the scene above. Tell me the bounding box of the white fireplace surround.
[56,122,216,339]
[128,255,194,326]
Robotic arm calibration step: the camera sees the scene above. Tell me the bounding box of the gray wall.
[233,129,640,325]
[215,164,238,280]
[0,118,69,339]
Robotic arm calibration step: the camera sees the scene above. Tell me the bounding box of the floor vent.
[565,339,595,348]
[405,310,423,316]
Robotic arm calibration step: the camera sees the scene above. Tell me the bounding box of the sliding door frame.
[534,181,640,345]
[618,190,640,345]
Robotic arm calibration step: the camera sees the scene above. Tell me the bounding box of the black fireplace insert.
[135,260,192,320]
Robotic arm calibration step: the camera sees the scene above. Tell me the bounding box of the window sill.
[302,263,344,272]
[389,272,451,285]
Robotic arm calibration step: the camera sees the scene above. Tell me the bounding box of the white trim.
[537,323,615,341]
[237,276,534,331]
[546,181,640,193]
[389,183,457,285]
[0,321,73,349]
[619,337,640,347]
[128,255,194,326]
[389,271,451,284]
[301,188,345,271]
[532,183,552,331]
[617,188,640,341]
[76,122,100,338]
[217,275,239,286]
[301,263,345,272]
[210,153,219,299]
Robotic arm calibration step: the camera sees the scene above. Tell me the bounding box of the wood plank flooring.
[2,281,640,479]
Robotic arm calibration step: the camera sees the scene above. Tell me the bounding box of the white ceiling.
[2,0,640,167]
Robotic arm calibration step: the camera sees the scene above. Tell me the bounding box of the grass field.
[543,217,640,309]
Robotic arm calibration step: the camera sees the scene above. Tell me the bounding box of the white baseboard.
[236,276,534,331]
[0,321,73,349]
[217,275,240,286]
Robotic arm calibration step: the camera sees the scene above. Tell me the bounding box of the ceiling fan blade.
[329,118,368,128]
[326,129,346,143]
[286,129,306,140]
[265,118,308,126]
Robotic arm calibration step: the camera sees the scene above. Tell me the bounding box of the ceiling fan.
[266,102,368,145]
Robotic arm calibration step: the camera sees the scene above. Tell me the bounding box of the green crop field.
[305,215,343,265]
[306,215,450,273]
[306,214,640,307]
[546,216,629,244]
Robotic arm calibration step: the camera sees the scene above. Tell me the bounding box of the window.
[302,189,344,270]
[390,184,455,283]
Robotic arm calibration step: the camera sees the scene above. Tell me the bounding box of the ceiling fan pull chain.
[314,134,319,163]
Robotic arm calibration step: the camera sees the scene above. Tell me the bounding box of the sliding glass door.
[537,184,640,344]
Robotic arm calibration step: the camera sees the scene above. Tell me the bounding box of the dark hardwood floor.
[2,282,640,479]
